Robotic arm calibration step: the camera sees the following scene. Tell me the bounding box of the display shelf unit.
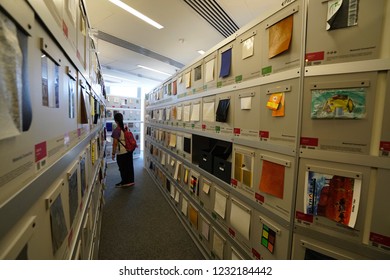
[0,0,107,259]
[144,0,390,260]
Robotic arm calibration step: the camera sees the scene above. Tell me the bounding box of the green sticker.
[261,236,268,247]
[262,66,272,75]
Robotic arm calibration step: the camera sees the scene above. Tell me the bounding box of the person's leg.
[115,159,123,186]
[116,154,126,185]
[119,152,132,186]
[128,151,134,184]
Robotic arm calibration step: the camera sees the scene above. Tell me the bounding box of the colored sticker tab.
[262,66,272,75]
[255,193,265,203]
[305,51,325,62]
[300,137,319,147]
[252,248,261,259]
[296,211,314,223]
[35,141,47,162]
[380,141,390,152]
[260,131,269,138]
[370,232,390,247]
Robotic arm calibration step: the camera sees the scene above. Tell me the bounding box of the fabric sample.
[220,48,232,78]
[268,15,293,58]
[259,160,285,199]
[205,59,215,83]
[242,36,254,59]
[216,99,230,122]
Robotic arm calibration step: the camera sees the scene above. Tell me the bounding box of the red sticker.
[259,131,269,138]
[370,232,390,247]
[252,248,261,259]
[255,193,264,203]
[295,211,313,223]
[305,51,325,62]
[380,141,390,152]
[35,142,47,162]
[300,137,319,147]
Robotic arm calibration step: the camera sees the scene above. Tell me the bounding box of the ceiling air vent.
[183,0,239,38]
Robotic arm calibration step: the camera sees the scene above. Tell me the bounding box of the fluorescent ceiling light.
[197,50,205,55]
[137,65,171,76]
[104,74,138,83]
[108,0,164,29]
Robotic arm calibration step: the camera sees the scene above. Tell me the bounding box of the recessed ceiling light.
[108,0,164,29]
[137,65,171,76]
[104,74,138,83]
[197,50,205,55]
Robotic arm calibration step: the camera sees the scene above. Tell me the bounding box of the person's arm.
[112,137,118,160]
[111,128,120,160]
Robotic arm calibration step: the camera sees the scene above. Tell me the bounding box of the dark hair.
[114,112,125,131]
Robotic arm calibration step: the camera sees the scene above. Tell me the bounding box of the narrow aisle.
[98,155,205,260]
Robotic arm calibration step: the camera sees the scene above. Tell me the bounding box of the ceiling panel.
[84,0,282,90]
[218,0,280,28]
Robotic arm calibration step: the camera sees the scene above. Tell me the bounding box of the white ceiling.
[83,0,281,91]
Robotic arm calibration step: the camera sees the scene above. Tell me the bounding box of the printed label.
[260,131,269,139]
[295,211,314,223]
[305,51,325,62]
[300,137,319,147]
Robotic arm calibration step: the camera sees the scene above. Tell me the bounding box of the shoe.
[115,181,123,187]
[120,182,135,188]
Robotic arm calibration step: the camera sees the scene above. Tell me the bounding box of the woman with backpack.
[111,112,135,188]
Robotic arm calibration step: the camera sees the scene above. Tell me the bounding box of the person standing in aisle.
[111,112,135,188]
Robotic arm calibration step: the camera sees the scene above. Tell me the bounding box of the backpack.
[118,126,137,152]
